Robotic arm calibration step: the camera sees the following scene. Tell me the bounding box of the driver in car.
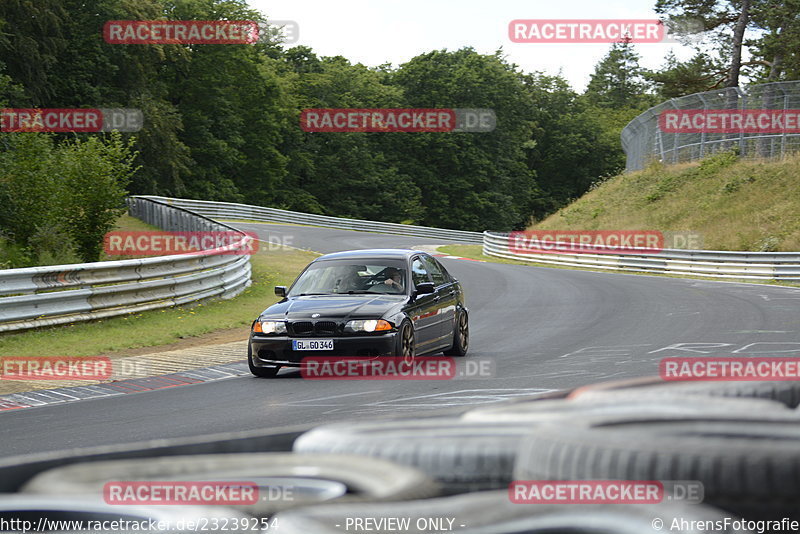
[383,267,404,292]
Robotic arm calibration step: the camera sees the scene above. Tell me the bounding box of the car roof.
[313,249,424,262]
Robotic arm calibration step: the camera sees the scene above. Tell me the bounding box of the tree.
[0,0,68,105]
[0,133,138,264]
[584,40,650,108]
[389,48,542,230]
[748,0,800,81]
[277,54,422,222]
[645,51,727,97]
[58,133,138,261]
[0,134,63,251]
[654,0,752,87]
[0,0,662,239]
[524,73,632,214]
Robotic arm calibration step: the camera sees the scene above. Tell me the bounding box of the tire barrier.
[22,454,439,518]
[0,424,310,493]
[568,376,800,408]
[460,394,789,423]
[514,410,800,520]
[293,418,537,494]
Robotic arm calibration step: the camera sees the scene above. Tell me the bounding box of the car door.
[421,254,457,349]
[408,256,440,352]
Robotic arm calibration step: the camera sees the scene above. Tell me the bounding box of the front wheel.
[395,321,416,364]
[444,310,468,357]
[248,345,280,378]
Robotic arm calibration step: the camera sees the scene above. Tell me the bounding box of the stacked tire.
[13,377,799,532]
[283,378,800,529]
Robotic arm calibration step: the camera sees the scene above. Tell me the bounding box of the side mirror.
[414,282,435,296]
[274,286,287,297]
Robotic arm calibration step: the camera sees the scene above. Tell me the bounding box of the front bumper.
[249,332,398,367]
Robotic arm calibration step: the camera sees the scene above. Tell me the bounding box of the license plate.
[293,339,334,351]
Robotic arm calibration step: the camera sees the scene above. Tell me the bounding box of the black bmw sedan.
[248,249,468,377]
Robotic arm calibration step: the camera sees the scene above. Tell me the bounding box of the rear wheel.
[444,310,468,357]
[248,345,280,378]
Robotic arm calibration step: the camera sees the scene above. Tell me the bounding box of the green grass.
[439,245,529,266]
[98,214,162,261]
[0,246,318,357]
[217,219,311,228]
[532,151,800,252]
[113,214,160,232]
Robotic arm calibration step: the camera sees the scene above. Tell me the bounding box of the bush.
[57,133,138,261]
[0,132,138,267]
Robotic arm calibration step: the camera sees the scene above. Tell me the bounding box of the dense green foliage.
[0,0,792,267]
[0,0,638,246]
[0,132,138,266]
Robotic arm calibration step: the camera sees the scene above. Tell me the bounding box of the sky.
[250,0,700,91]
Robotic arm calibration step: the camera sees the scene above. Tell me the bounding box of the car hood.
[261,294,406,321]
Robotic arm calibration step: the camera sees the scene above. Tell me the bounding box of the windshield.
[288,260,408,296]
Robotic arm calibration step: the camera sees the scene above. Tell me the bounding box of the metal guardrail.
[622,81,800,172]
[135,197,800,281]
[133,197,800,280]
[483,232,800,280]
[0,198,252,333]
[134,196,484,245]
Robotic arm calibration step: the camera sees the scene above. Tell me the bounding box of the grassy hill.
[531,151,800,252]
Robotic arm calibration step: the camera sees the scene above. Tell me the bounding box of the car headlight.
[345,319,393,333]
[253,320,287,335]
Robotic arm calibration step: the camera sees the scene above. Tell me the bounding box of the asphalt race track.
[2,222,800,457]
